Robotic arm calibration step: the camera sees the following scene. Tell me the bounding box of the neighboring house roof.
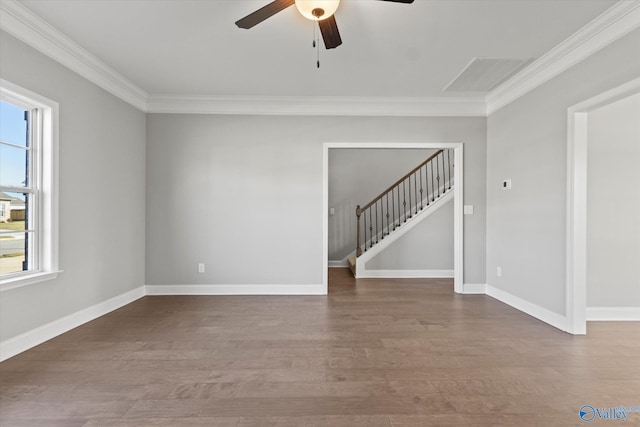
[0,192,26,206]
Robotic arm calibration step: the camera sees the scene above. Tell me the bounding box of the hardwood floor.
[1,268,639,426]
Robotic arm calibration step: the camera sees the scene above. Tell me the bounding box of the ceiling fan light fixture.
[295,0,340,21]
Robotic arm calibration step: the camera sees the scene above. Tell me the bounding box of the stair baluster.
[419,167,424,211]
[386,193,390,237]
[447,150,452,189]
[392,189,396,231]
[433,161,436,201]
[416,176,419,211]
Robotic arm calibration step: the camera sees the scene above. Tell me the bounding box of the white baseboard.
[486,285,567,332]
[145,284,326,296]
[1,283,326,360]
[357,269,454,279]
[0,286,145,362]
[462,283,487,294]
[328,260,349,268]
[586,307,640,321]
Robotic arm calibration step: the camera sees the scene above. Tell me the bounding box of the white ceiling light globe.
[295,0,341,21]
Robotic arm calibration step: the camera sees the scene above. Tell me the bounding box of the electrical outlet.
[497,266,502,277]
[198,263,205,273]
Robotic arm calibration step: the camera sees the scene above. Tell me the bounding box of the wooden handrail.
[359,149,443,212]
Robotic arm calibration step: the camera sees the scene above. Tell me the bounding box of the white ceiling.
[15,0,619,98]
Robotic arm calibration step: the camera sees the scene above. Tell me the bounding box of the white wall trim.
[566,77,640,335]
[357,269,454,279]
[462,283,487,294]
[452,144,464,294]
[145,284,325,296]
[586,307,640,321]
[147,95,486,117]
[486,1,640,115]
[328,260,349,268]
[0,0,148,111]
[0,286,145,362]
[486,285,568,332]
[322,144,330,294]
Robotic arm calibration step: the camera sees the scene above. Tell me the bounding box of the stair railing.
[356,149,454,257]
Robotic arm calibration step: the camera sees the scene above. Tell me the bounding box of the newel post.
[356,205,362,257]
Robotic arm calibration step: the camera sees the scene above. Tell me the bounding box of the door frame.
[565,77,640,334]
[322,142,464,294]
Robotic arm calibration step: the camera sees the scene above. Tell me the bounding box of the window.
[0,79,59,290]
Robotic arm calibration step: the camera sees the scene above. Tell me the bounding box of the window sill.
[0,270,62,292]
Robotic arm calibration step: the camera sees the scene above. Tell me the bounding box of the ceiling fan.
[235,0,415,50]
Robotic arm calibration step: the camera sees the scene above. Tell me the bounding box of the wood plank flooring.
[1,268,639,426]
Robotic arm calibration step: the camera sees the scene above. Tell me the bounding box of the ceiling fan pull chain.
[316,22,320,68]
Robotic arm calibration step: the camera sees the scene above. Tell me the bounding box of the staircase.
[349,149,454,277]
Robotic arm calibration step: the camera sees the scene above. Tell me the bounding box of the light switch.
[502,179,512,190]
[329,208,335,215]
[464,205,474,215]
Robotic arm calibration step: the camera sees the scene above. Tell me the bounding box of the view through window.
[0,100,33,277]
[0,80,59,289]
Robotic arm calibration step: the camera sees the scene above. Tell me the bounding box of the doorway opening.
[566,77,640,334]
[322,142,464,294]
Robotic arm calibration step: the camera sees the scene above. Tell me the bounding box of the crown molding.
[0,0,148,111]
[486,0,640,115]
[0,0,484,117]
[3,0,636,117]
[146,95,487,116]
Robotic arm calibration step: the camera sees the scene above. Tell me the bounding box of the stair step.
[348,256,356,277]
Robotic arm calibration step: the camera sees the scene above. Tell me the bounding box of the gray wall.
[587,93,640,308]
[486,28,640,316]
[366,198,453,270]
[146,115,486,286]
[0,32,147,341]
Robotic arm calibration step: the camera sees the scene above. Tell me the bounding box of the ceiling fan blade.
[319,15,342,49]
[235,0,295,29]
[378,0,414,3]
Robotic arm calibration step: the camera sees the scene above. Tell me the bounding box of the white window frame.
[0,79,60,291]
